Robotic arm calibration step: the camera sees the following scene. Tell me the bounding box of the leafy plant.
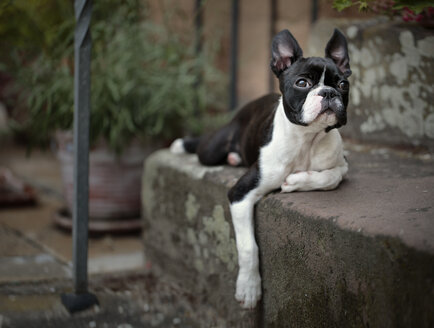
[0,0,74,62]
[2,0,226,152]
[333,0,434,22]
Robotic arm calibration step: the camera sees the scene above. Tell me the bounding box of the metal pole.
[269,0,277,93]
[195,0,203,62]
[72,0,91,295]
[61,0,98,313]
[229,0,239,111]
[194,0,203,117]
[311,0,319,23]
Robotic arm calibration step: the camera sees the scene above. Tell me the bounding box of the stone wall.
[142,149,434,327]
[308,19,434,150]
[142,151,258,325]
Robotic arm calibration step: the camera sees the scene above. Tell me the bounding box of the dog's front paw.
[281,171,310,192]
[235,270,261,309]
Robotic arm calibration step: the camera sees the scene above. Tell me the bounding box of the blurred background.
[0,0,433,326]
[0,0,374,228]
[1,0,432,152]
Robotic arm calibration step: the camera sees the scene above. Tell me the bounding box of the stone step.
[307,18,434,151]
[141,146,434,327]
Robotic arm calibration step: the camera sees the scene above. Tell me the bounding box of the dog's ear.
[325,29,351,78]
[270,29,303,77]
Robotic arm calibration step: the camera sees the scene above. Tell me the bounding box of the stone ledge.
[142,147,434,327]
[308,18,434,151]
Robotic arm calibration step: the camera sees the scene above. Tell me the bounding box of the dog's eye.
[338,80,349,91]
[295,79,311,89]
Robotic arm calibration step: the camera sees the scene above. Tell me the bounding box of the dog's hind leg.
[196,123,240,166]
[170,137,201,154]
[227,152,242,166]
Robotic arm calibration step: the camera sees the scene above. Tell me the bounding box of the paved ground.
[0,271,227,328]
[0,145,221,327]
[0,146,144,277]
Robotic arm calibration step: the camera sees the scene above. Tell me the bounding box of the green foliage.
[1,0,226,152]
[332,0,360,12]
[393,0,433,14]
[332,0,432,14]
[0,0,73,61]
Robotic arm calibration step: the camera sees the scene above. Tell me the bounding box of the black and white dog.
[170,29,351,309]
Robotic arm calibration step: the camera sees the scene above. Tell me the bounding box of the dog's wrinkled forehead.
[286,57,344,86]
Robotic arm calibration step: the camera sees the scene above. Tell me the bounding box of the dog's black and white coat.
[170,29,351,309]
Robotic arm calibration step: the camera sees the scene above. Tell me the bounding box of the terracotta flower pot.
[54,131,156,232]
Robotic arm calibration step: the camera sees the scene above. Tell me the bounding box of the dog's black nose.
[318,88,338,99]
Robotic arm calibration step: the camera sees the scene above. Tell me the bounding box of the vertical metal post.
[72,0,92,294]
[195,0,203,68]
[269,0,277,93]
[61,0,98,313]
[194,0,203,117]
[229,0,239,111]
[311,0,319,23]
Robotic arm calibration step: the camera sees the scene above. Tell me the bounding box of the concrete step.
[141,145,434,327]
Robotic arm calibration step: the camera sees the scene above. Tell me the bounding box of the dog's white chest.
[258,99,344,190]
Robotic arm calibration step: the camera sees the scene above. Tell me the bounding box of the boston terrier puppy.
[170,29,351,309]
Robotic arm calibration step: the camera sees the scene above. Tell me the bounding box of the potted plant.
[2,0,226,231]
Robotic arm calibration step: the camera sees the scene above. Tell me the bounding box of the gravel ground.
[0,271,227,328]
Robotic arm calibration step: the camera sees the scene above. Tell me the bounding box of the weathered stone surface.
[142,149,434,327]
[308,18,434,151]
[142,151,258,325]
